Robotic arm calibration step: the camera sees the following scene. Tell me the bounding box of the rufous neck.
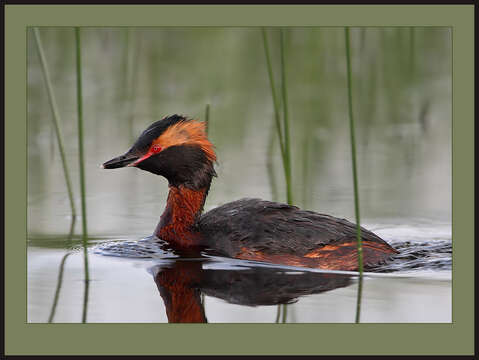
[155,185,208,248]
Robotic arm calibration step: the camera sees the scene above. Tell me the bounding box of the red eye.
[152,145,162,153]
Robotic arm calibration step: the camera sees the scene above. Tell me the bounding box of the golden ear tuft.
[154,120,216,162]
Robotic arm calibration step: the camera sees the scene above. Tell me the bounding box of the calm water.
[28,27,451,323]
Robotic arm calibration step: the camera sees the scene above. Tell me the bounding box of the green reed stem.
[345,27,364,323]
[266,117,279,202]
[261,28,286,164]
[33,28,77,219]
[47,252,71,323]
[50,126,55,161]
[75,27,90,323]
[82,276,90,323]
[301,136,311,208]
[75,28,88,240]
[205,103,210,135]
[281,303,288,323]
[279,28,293,205]
[48,216,76,323]
[275,304,281,323]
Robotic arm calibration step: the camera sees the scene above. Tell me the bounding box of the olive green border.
[5,5,474,356]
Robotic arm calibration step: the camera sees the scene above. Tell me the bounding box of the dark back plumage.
[198,198,396,268]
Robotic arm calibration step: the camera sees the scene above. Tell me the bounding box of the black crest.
[130,114,189,154]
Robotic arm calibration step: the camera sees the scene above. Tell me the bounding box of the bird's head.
[103,115,217,190]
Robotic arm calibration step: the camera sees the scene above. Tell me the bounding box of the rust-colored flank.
[236,241,395,271]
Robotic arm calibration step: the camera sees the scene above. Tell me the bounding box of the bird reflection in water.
[150,259,353,323]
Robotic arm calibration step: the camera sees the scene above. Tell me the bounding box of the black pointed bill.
[102,153,140,169]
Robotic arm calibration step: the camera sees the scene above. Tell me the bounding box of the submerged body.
[103,115,397,271]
